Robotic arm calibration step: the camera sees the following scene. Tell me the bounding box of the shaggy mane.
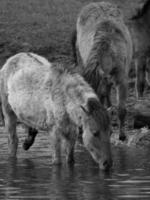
[51,62,77,77]
[82,65,101,92]
[87,98,110,131]
[81,34,111,92]
[93,106,110,131]
[81,19,125,92]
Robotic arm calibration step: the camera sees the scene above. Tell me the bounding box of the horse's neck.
[61,76,82,125]
[66,103,83,126]
[63,75,96,126]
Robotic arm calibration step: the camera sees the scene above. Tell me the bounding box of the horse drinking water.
[0,52,112,170]
[72,2,133,141]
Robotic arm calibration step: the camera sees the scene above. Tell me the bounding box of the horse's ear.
[81,97,100,114]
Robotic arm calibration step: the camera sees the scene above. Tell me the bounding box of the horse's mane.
[81,20,126,92]
[131,0,150,20]
[50,61,77,76]
[82,63,101,92]
[87,98,110,132]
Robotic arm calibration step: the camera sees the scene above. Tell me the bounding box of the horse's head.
[81,97,112,170]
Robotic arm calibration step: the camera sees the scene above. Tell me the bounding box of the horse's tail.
[71,29,78,64]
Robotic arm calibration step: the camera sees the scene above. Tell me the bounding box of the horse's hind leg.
[116,78,128,141]
[2,102,18,157]
[23,127,38,150]
[135,57,146,98]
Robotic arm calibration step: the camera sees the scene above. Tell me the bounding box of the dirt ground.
[0,0,150,146]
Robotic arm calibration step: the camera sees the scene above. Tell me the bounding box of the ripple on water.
[117,194,150,199]
[108,174,150,200]
[118,179,150,184]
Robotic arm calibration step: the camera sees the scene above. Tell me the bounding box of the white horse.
[0,52,112,170]
[72,2,133,141]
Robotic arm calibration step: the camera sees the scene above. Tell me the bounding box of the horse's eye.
[93,131,99,137]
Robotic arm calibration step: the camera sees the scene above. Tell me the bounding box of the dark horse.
[72,2,133,141]
[128,0,150,98]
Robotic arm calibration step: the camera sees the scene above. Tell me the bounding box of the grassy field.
[0,0,142,66]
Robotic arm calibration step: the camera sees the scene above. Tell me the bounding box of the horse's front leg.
[135,56,146,98]
[64,139,75,164]
[97,78,112,108]
[23,127,38,150]
[49,127,62,165]
[63,125,77,164]
[2,102,18,157]
[116,79,128,141]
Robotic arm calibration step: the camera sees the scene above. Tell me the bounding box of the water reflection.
[0,131,150,199]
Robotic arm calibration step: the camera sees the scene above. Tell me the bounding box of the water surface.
[0,127,150,200]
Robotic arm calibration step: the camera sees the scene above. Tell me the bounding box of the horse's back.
[1,52,52,105]
[77,2,123,28]
[97,20,132,74]
[76,2,122,63]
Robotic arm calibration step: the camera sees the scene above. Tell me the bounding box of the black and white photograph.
[0,0,150,199]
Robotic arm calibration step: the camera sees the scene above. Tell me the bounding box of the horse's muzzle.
[99,158,113,171]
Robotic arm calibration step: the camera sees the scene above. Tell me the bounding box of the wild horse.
[0,52,112,170]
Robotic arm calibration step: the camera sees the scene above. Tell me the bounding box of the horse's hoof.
[119,135,126,141]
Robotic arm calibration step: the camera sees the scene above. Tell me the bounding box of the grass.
[0,0,141,65]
